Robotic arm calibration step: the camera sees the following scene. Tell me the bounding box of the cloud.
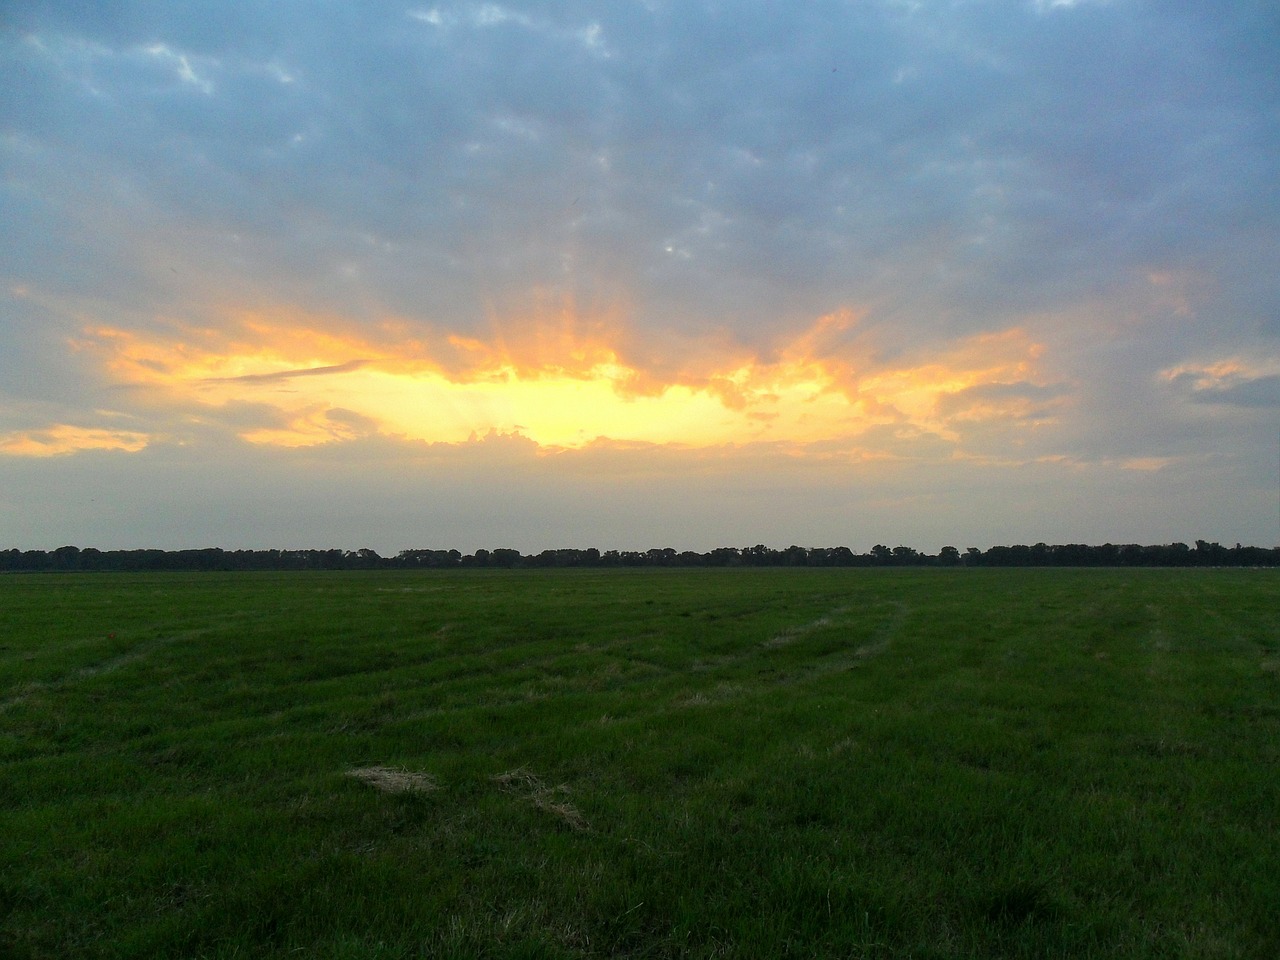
[2,0,1278,547]
[935,380,1070,424]
[201,359,370,384]
[9,0,1273,345]
[1163,359,1280,409]
[13,301,1062,457]
[0,424,151,457]
[1195,375,1280,409]
[1,422,1267,553]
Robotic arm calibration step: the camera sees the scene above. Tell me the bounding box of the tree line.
[2,541,1277,572]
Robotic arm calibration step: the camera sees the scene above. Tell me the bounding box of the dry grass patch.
[493,767,590,832]
[346,765,438,794]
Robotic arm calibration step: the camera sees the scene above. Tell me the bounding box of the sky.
[2,0,1278,553]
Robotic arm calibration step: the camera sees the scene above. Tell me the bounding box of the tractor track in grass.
[656,599,911,712]
[770,599,909,685]
[0,629,210,714]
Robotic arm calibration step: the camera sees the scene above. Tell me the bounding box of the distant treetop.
[2,541,1276,572]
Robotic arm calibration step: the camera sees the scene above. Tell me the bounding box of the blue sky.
[2,0,1278,551]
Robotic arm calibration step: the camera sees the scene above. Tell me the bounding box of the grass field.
[1,568,1277,959]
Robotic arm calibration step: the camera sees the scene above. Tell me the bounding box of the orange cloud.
[54,301,1057,455]
[1160,356,1280,391]
[0,424,151,457]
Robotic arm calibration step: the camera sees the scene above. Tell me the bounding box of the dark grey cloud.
[202,360,369,384]
[6,0,1274,339]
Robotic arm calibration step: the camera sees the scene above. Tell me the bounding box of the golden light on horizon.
[4,304,1058,458]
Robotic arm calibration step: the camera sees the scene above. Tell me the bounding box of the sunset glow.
[62,308,1057,455]
[3,0,1276,550]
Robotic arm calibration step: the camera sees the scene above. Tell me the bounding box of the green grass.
[1,568,1277,958]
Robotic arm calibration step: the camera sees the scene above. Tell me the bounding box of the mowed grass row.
[1,569,1276,959]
